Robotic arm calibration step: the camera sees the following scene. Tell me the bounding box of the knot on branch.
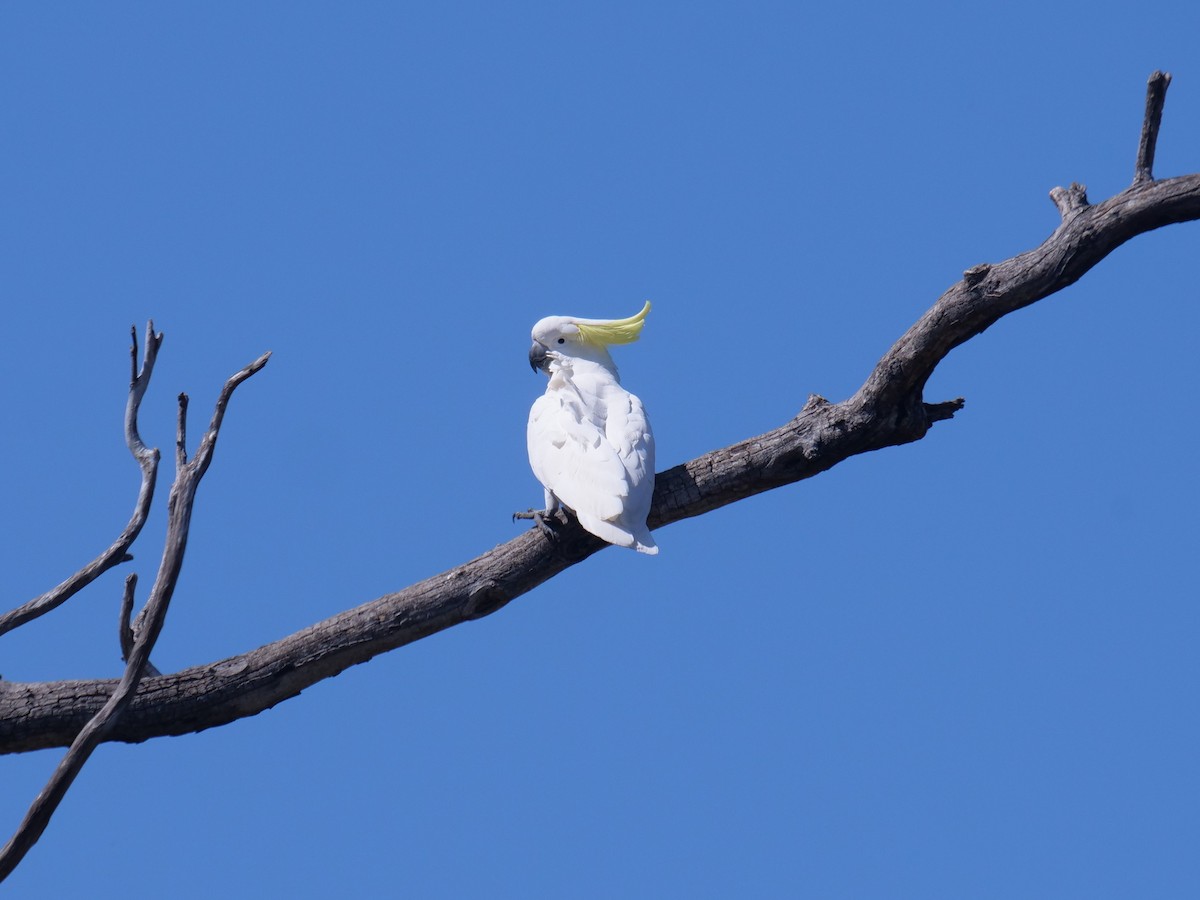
[464,581,511,620]
[799,394,830,416]
[1050,183,1090,217]
[963,264,991,287]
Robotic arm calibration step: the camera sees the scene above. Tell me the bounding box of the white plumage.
[524,301,657,555]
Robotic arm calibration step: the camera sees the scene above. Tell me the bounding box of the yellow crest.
[575,301,652,347]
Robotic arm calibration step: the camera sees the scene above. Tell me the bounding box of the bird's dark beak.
[529,340,549,373]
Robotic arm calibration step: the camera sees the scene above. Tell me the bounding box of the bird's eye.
[557,338,565,344]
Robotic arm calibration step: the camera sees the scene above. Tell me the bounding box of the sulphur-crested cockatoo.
[520,301,658,555]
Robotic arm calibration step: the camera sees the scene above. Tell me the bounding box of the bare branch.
[176,393,190,470]
[0,624,162,881]
[0,324,162,637]
[924,399,965,424]
[127,321,162,461]
[1135,70,1171,184]
[0,350,269,881]
[119,576,161,678]
[1,72,1197,760]
[192,352,272,481]
[0,562,175,882]
[133,356,273,680]
[118,574,137,664]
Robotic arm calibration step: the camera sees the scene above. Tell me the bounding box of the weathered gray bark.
[2,73,1197,760]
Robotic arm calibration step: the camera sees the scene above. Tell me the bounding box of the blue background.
[2,3,1198,897]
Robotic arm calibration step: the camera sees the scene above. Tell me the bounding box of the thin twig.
[176,393,190,471]
[0,324,162,637]
[0,350,270,882]
[117,574,137,664]
[119,575,160,677]
[192,353,272,481]
[1135,70,1171,183]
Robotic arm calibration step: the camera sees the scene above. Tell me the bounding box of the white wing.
[527,367,657,554]
[603,384,655,540]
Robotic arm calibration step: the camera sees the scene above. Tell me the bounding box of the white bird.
[520,301,658,555]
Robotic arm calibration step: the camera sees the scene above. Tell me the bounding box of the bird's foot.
[512,508,562,541]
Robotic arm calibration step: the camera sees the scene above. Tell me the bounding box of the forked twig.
[0,324,162,637]
[0,340,270,882]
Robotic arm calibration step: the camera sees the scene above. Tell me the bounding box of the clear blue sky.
[3,3,1198,897]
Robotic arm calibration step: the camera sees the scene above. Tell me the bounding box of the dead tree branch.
[1136,70,1171,183]
[0,324,163,637]
[0,346,270,881]
[1,72,1197,761]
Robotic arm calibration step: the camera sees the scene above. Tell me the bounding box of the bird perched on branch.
[517,301,658,555]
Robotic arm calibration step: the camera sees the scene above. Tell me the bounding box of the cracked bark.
[2,72,1197,758]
